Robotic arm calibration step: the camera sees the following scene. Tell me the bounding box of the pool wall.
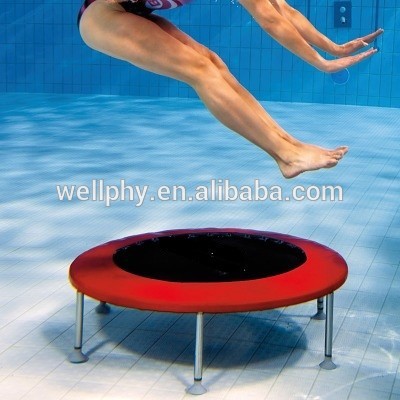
[1,0,398,107]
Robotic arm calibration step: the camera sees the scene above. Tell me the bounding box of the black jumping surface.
[113,232,307,282]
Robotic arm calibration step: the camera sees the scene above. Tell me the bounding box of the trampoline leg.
[95,301,111,314]
[69,291,89,363]
[186,312,207,395]
[319,292,336,370]
[312,297,326,320]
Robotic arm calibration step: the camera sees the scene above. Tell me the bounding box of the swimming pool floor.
[0,93,399,399]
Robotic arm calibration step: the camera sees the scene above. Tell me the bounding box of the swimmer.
[77,0,383,178]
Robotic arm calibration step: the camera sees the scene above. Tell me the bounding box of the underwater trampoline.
[69,228,348,394]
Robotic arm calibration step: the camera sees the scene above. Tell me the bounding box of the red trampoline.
[69,228,348,395]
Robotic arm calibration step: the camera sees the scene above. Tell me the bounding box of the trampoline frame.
[68,228,346,394]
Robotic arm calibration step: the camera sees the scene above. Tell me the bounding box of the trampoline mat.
[113,232,307,282]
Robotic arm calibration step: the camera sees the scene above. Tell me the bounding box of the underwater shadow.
[92,309,309,367]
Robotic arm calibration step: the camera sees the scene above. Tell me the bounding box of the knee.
[208,51,229,73]
[186,53,222,86]
[189,50,229,82]
[182,48,229,88]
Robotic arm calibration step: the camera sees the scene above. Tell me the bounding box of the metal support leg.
[319,292,336,370]
[69,291,89,363]
[186,312,207,395]
[312,297,326,320]
[95,301,111,314]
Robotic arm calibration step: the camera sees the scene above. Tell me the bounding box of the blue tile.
[379,75,392,98]
[378,96,392,107]
[357,74,370,96]
[368,74,380,95]
[345,95,357,105]
[381,30,395,53]
[0,1,398,106]
[390,97,400,108]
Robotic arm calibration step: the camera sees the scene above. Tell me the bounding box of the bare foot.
[277,144,348,179]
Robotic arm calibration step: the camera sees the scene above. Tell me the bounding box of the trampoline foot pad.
[312,310,326,320]
[186,380,207,395]
[95,302,111,314]
[69,348,89,364]
[319,356,336,370]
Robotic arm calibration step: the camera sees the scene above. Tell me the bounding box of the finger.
[334,49,376,71]
[328,48,377,72]
[350,48,377,65]
[350,39,369,53]
[342,38,371,57]
[359,47,378,58]
[361,28,384,43]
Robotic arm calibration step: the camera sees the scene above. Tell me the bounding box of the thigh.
[149,14,236,74]
[267,0,289,15]
[148,14,238,84]
[147,14,214,59]
[79,0,209,84]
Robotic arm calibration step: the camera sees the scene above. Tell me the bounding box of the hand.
[334,28,384,57]
[320,47,378,73]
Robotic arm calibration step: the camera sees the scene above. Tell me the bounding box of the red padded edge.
[69,228,348,313]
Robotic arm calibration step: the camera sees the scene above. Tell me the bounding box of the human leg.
[147,14,301,146]
[79,1,347,178]
[147,15,349,177]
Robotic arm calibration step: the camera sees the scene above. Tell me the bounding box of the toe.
[331,150,343,160]
[328,159,339,168]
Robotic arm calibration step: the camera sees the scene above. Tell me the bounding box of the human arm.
[238,0,378,72]
[280,1,383,57]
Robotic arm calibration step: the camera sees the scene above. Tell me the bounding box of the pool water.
[0,93,399,399]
